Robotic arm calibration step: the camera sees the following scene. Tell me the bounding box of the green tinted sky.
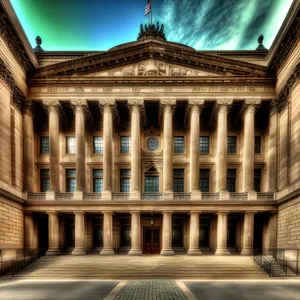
[10,0,293,51]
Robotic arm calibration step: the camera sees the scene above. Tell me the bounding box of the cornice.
[31,40,269,78]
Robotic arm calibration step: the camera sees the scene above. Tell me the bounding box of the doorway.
[143,227,160,254]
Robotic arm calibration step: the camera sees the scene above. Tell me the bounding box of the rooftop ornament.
[137,22,167,41]
[256,35,267,51]
[33,36,44,52]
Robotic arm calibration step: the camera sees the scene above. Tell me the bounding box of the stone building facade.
[0,0,300,259]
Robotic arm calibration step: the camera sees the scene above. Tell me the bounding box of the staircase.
[11,255,269,280]
[263,256,297,277]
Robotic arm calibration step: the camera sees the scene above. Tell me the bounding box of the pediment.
[81,59,220,77]
[33,40,269,78]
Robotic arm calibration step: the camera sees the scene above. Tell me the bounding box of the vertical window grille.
[66,169,76,192]
[227,169,236,192]
[40,136,50,154]
[120,136,131,153]
[199,136,209,154]
[227,136,237,154]
[254,169,261,192]
[174,137,184,153]
[120,169,131,192]
[173,169,184,192]
[93,136,103,154]
[66,136,76,154]
[40,169,50,192]
[255,136,261,154]
[93,169,103,192]
[199,169,210,192]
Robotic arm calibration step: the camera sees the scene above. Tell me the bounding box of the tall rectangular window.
[93,169,103,192]
[227,136,237,154]
[93,136,103,154]
[40,169,50,192]
[40,136,49,154]
[173,169,184,192]
[66,136,76,154]
[174,137,184,153]
[66,169,76,192]
[199,169,210,192]
[254,169,261,192]
[120,169,131,192]
[200,136,209,154]
[255,136,261,154]
[120,136,131,153]
[227,169,236,192]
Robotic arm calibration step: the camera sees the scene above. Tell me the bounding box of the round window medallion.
[147,137,159,151]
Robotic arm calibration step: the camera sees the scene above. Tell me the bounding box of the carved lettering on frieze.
[172,88,193,92]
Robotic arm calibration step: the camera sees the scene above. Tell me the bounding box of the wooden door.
[143,228,160,254]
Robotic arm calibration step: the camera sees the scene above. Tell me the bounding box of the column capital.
[128,98,144,107]
[242,98,261,115]
[161,211,173,215]
[130,210,141,215]
[189,211,201,215]
[43,99,61,113]
[188,98,205,107]
[216,211,230,215]
[73,210,86,215]
[23,99,34,115]
[216,98,233,111]
[46,211,60,216]
[160,98,176,106]
[102,210,114,215]
[243,211,257,215]
[99,98,115,107]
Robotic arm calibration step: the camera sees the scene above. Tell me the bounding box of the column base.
[130,191,141,201]
[100,248,115,255]
[191,191,202,201]
[247,190,257,200]
[71,248,86,255]
[102,190,112,201]
[73,190,83,201]
[46,190,56,201]
[160,249,174,256]
[163,192,174,201]
[215,248,230,256]
[240,248,253,256]
[128,248,142,256]
[46,248,61,256]
[219,190,229,200]
[187,248,202,255]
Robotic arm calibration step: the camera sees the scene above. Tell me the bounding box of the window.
[120,136,131,153]
[199,169,210,192]
[93,136,103,154]
[40,136,49,154]
[40,169,50,192]
[145,167,159,192]
[66,169,76,192]
[255,136,261,154]
[200,136,209,154]
[173,169,184,192]
[254,169,261,192]
[66,136,76,154]
[227,136,237,154]
[93,169,103,192]
[120,169,131,192]
[227,169,236,192]
[174,137,184,153]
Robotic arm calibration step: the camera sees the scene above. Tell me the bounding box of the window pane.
[227,136,236,154]
[66,169,76,177]
[173,169,184,177]
[254,169,261,192]
[200,136,209,154]
[93,178,103,192]
[255,136,261,154]
[174,178,184,192]
[40,169,50,177]
[174,137,184,153]
[120,169,131,176]
[200,169,210,192]
[93,136,103,154]
[120,136,131,153]
[41,178,50,192]
[145,176,159,192]
[66,136,76,154]
[227,169,236,192]
[93,169,103,177]
[67,178,76,192]
[121,178,130,192]
[40,136,49,154]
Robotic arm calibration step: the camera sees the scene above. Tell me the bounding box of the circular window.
[146,137,159,151]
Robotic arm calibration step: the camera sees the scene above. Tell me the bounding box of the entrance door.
[93,225,103,248]
[143,228,160,254]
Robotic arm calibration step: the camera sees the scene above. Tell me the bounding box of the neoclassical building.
[0,0,300,258]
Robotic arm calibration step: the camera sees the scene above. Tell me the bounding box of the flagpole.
[150,0,152,25]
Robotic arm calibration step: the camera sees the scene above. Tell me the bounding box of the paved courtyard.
[1,280,300,300]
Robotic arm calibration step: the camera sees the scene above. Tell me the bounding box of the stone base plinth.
[163,192,174,201]
[46,190,56,201]
[219,190,229,200]
[191,191,202,201]
[160,249,174,256]
[102,191,112,201]
[247,190,257,200]
[215,248,230,256]
[46,248,61,256]
[130,191,141,201]
[100,248,115,255]
[187,248,202,255]
[71,248,86,255]
[73,190,83,201]
[241,248,253,256]
[128,248,143,256]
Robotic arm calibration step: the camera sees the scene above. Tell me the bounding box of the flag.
[144,0,151,16]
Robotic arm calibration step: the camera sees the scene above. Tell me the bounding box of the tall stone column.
[216,99,233,199]
[241,211,256,255]
[71,100,87,199]
[23,101,34,192]
[99,100,114,200]
[100,211,115,255]
[160,211,174,255]
[72,211,86,255]
[215,211,230,255]
[129,211,142,255]
[268,111,278,192]
[243,99,261,199]
[189,99,204,200]
[128,99,143,200]
[43,100,60,196]
[24,213,34,249]
[188,211,202,255]
[161,99,176,200]
[46,211,61,256]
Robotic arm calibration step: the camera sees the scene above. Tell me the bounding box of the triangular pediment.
[33,40,269,78]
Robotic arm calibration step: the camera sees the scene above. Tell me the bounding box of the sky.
[10,0,294,51]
